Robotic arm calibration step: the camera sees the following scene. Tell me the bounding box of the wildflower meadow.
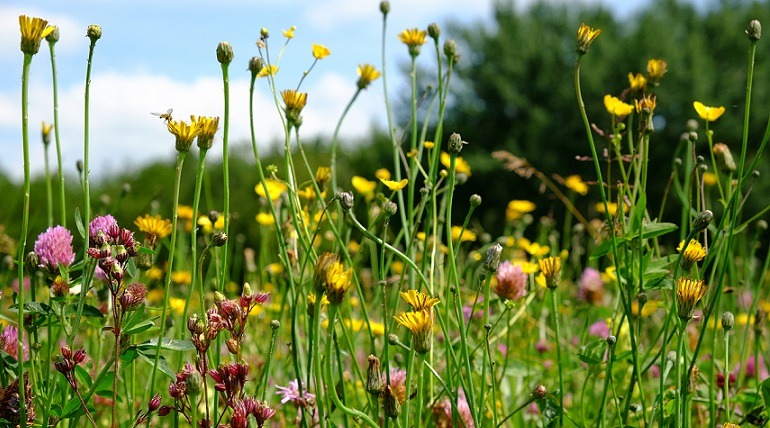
[4,2,770,428]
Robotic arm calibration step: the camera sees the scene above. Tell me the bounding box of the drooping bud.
[339,191,355,210]
[212,232,228,247]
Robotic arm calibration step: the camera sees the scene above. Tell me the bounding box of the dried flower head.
[676,277,708,320]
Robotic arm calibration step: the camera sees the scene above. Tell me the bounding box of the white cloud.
[0,5,83,59]
[0,68,387,179]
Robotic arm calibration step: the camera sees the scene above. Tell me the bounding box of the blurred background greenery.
[2,0,769,257]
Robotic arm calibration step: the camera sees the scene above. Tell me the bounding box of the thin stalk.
[415,353,426,428]
[219,61,231,292]
[148,153,187,400]
[44,142,53,226]
[676,322,686,428]
[312,292,327,427]
[479,272,493,421]
[17,51,33,428]
[724,327,731,421]
[48,39,66,227]
[183,149,209,328]
[549,289,564,427]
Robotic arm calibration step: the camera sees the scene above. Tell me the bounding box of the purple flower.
[34,225,75,274]
[588,320,610,338]
[740,355,769,381]
[276,379,315,408]
[494,261,527,301]
[578,267,604,304]
[89,214,118,242]
[1,325,28,361]
[432,388,475,427]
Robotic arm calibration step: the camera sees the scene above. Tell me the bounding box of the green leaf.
[138,352,176,380]
[590,236,628,259]
[61,397,84,419]
[123,319,155,336]
[640,222,678,239]
[577,339,606,365]
[65,304,104,318]
[140,338,196,352]
[74,207,85,239]
[22,302,53,315]
[760,377,770,407]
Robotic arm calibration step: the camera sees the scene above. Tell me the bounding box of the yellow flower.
[171,271,192,285]
[677,239,707,270]
[257,64,279,78]
[312,43,330,59]
[423,141,435,149]
[282,89,308,112]
[380,178,408,191]
[676,277,707,320]
[595,202,627,216]
[506,200,536,222]
[398,28,427,56]
[41,121,54,144]
[351,176,377,197]
[255,179,288,201]
[693,101,725,122]
[513,259,539,274]
[256,212,275,226]
[604,95,634,117]
[703,172,717,187]
[539,256,562,290]
[146,266,164,282]
[348,240,359,254]
[628,72,647,92]
[197,215,224,234]
[394,309,433,354]
[19,15,55,55]
[315,166,331,187]
[169,297,186,315]
[635,94,657,114]
[167,117,202,153]
[525,242,550,257]
[357,64,381,89]
[324,261,352,304]
[368,320,385,337]
[283,26,296,39]
[375,168,391,181]
[399,290,440,312]
[266,262,283,276]
[134,214,173,247]
[390,260,404,275]
[565,175,589,195]
[646,59,667,82]
[440,152,471,175]
[451,226,476,242]
[576,23,601,55]
[193,115,220,150]
[177,205,194,221]
[631,300,659,317]
[147,289,164,304]
[602,266,617,283]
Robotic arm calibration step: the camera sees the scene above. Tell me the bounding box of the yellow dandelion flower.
[628,72,647,92]
[375,168,391,181]
[513,259,540,274]
[169,297,186,315]
[601,266,617,283]
[281,89,307,111]
[398,28,427,56]
[134,214,173,247]
[693,101,725,122]
[193,115,220,150]
[565,175,589,195]
[256,212,275,226]
[539,256,562,290]
[257,64,279,78]
[283,26,296,39]
[506,199,536,222]
[368,320,385,336]
[177,205,194,221]
[394,309,433,354]
[312,43,330,59]
[576,23,601,55]
[324,261,352,304]
[352,176,377,197]
[677,239,707,270]
[197,215,224,234]
[451,226,476,242]
[146,289,164,304]
[424,141,435,149]
[380,178,408,191]
[167,117,202,153]
[19,15,55,55]
[604,95,634,118]
[348,240,359,254]
[525,242,550,257]
[631,300,659,317]
[646,59,667,82]
[399,290,440,312]
[676,277,708,320]
[171,271,191,286]
[255,179,288,201]
[315,166,331,187]
[357,64,381,89]
[440,152,471,175]
[266,262,283,276]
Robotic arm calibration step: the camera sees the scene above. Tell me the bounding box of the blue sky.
[1,0,671,179]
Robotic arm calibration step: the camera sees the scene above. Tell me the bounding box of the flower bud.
[46,26,60,43]
[186,372,204,397]
[260,27,269,39]
[339,191,355,210]
[249,56,264,76]
[270,319,280,329]
[443,39,457,60]
[61,345,73,360]
[747,20,762,41]
[86,25,102,42]
[713,143,736,173]
[226,337,240,355]
[692,210,713,234]
[187,314,200,333]
[217,42,234,64]
[382,385,401,419]
[158,406,172,416]
[148,394,162,412]
[722,311,735,331]
[379,1,390,15]
[447,132,466,154]
[214,291,226,303]
[482,243,502,273]
[531,384,547,399]
[212,232,228,247]
[470,194,482,208]
[606,335,617,347]
[428,23,441,41]
[382,200,398,217]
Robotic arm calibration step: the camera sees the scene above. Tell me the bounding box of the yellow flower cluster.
[394,290,439,354]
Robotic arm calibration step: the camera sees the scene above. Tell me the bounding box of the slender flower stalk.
[217,41,232,298]
[42,121,54,226]
[47,27,66,227]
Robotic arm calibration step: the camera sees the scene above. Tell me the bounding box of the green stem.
[219,61,231,293]
[44,142,53,226]
[479,272,493,421]
[676,322,686,428]
[148,153,186,400]
[312,292,327,427]
[724,328,731,421]
[183,149,208,329]
[330,89,362,194]
[48,40,66,227]
[17,51,33,428]
[549,289,564,427]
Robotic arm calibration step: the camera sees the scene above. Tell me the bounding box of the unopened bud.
[186,372,204,397]
[187,315,199,333]
[226,338,240,355]
[214,291,226,303]
[447,132,466,154]
[379,1,390,15]
[158,406,172,416]
[470,194,482,207]
[365,355,382,396]
[382,385,401,419]
[148,394,162,412]
[260,28,269,39]
[217,42,234,64]
[636,292,648,307]
[531,384,547,399]
[46,26,60,43]
[483,243,502,273]
[270,319,280,329]
[443,39,457,60]
[382,200,397,217]
[722,311,735,331]
[692,210,713,234]
[339,191,355,210]
[86,25,102,41]
[212,232,228,247]
[713,143,736,173]
[606,335,617,347]
[747,20,762,41]
[428,23,441,40]
[249,57,264,75]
